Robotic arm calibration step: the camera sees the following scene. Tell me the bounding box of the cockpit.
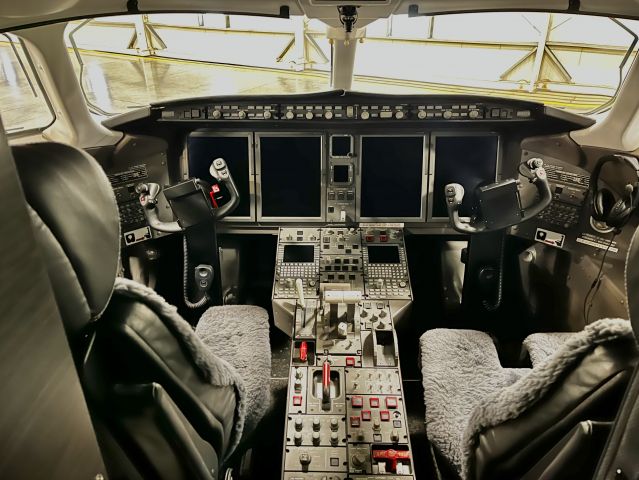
[2,2,639,480]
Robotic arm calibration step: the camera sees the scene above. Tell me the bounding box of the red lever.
[299,341,308,362]
[322,360,331,410]
[372,449,411,473]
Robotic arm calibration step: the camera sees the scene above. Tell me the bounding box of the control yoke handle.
[445,158,552,234]
[137,158,240,233]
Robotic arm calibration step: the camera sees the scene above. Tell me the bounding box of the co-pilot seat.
[420,239,639,480]
[12,142,271,480]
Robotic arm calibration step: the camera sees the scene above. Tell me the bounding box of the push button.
[386,397,398,409]
[380,410,390,421]
[351,396,363,408]
[350,416,361,427]
[293,396,303,406]
[370,397,380,408]
[361,410,371,421]
[345,356,356,366]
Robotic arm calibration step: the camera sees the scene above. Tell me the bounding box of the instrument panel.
[180,131,502,226]
[106,91,593,238]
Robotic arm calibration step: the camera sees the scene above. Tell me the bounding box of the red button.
[380,410,390,421]
[350,416,361,427]
[293,396,302,406]
[345,356,356,367]
[370,397,380,408]
[379,234,388,242]
[386,397,398,409]
[351,396,363,408]
[365,235,375,242]
[361,410,371,421]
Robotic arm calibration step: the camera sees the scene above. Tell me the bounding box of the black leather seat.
[13,142,271,480]
[420,229,639,479]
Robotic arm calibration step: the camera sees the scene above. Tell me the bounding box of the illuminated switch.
[380,410,390,421]
[365,235,375,242]
[379,234,388,242]
[293,395,303,406]
[350,416,361,427]
[351,396,363,408]
[361,410,372,421]
[386,397,398,409]
[346,357,356,367]
[370,397,380,408]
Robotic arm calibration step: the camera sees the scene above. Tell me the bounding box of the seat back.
[12,143,238,479]
[469,335,637,480]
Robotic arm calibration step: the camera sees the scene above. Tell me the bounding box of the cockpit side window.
[0,34,55,133]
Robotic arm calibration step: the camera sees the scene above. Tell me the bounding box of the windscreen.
[187,134,251,217]
[259,135,322,218]
[360,136,425,219]
[432,135,498,218]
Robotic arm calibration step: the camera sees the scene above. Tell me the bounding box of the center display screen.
[259,135,322,218]
[360,136,425,219]
[367,245,401,264]
[187,134,251,218]
[283,245,315,263]
[431,135,499,218]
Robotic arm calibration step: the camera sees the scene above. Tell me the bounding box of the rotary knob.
[324,110,334,120]
[263,110,272,119]
[312,417,321,431]
[330,418,339,432]
[330,432,339,446]
[443,110,453,120]
[211,109,221,120]
[237,110,247,119]
[285,111,295,120]
[294,432,302,445]
[417,110,427,119]
[391,429,400,443]
[305,111,314,120]
[469,110,480,119]
[360,110,370,120]
[351,453,366,469]
[395,111,405,120]
[312,432,320,445]
[299,452,311,467]
[373,420,381,431]
[295,418,303,431]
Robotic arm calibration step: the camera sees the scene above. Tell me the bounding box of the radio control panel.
[273,227,412,301]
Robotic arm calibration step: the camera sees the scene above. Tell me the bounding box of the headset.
[590,154,639,232]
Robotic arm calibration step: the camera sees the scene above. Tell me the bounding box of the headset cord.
[183,235,209,309]
[583,232,617,324]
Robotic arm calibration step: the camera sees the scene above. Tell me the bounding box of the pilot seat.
[420,252,639,479]
[12,141,271,479]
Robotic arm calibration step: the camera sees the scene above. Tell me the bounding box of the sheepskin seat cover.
[420,318,633,478]
[196,305,271,435]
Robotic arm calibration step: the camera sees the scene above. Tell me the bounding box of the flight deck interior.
[3,2,639,480]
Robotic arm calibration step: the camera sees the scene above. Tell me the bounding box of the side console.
[282,295,415,479]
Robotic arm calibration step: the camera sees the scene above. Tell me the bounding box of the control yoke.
[445,158,551,234]
[137,158,240,232]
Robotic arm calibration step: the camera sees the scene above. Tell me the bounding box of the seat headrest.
[626,225,639,337]
[12,142,120,342]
